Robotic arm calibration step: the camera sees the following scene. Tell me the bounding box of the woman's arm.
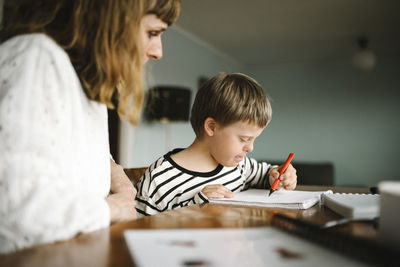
[107,160,137,223]
[0,35,111,253]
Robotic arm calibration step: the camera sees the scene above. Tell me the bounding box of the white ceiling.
[175,0,400,67]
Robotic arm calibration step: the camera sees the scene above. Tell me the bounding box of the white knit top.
[0,34,110,253]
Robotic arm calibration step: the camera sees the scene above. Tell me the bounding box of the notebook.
[271,213,397,266]
[209,189,332,209]
[321,193,379,219]
[124,227,366,267]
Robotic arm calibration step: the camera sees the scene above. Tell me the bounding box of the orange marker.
[268,153,295,197]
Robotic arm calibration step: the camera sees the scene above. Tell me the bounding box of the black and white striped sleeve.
[135,168,158,216]
[135,160,211,216]
[241,157,272,190]
[135,158,167,216]
[168,190,209,211]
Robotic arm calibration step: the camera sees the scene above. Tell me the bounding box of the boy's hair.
[0,0,181,125]
[190,73,272,139]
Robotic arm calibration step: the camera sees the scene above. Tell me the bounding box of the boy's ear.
[204,117,217,137]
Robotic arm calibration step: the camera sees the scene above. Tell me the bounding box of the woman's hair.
[145,0,181,25]
[190,73,272,139]
[0,0,181,125]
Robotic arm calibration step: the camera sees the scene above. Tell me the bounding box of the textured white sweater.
[0,34,110,253]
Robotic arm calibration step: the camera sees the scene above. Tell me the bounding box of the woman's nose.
[147,39,163,60]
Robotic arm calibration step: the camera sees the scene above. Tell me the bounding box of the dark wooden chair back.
[265,161,334,186]
[124,167,147,185]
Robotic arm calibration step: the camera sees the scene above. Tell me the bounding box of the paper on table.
[124,227,366,267]
[209,189,332,209]
[321,193,379,219]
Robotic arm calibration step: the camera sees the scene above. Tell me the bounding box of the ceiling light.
[352,36,376,72]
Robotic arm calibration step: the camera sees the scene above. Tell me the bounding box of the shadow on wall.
[262,161,334,186]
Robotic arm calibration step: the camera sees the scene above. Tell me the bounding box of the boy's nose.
[244,142,254,153]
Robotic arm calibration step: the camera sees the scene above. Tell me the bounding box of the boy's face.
[208,120,265,167]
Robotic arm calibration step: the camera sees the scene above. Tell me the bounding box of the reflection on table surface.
[0,186,376,267]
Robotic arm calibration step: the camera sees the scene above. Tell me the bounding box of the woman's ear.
[204,117,217,137]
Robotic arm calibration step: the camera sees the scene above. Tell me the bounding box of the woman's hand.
[110,159,137,195]
[107,159,137,223]
[201,184,234,199]
[268,164,297,190]
[106,192,137,223]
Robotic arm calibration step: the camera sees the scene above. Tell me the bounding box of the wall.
[119,25,400,187]
[247,58,400,186]
[118,26,243,168]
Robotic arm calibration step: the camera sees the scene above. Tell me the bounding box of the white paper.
[124,227,369,267]
[209,189,332,209]
[322,193,379,219]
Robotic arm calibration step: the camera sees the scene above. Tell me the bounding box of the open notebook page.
[209,189,332,209]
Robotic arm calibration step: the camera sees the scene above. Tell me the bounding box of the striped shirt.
[136,149,273,216]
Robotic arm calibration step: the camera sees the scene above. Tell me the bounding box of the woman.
[0,0,181,253]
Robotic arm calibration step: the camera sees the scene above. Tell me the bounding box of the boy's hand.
[202,184,234,199]
[269,164,297,190]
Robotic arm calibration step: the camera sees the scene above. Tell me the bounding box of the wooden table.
[0,186,381,267]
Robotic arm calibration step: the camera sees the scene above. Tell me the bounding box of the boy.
[136,73,297,216]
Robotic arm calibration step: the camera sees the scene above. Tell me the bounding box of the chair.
[294,162,334,185]
[124,167,147,185]
[264,161,334,186]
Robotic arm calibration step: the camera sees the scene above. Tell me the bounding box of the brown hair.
[1,0,181,125]
[145,0,181,25]
[190,73,272,139]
